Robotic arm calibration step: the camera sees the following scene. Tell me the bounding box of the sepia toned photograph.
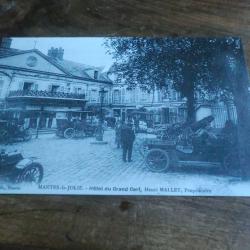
[0,37,249,196]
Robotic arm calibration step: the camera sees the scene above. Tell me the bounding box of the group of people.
[115,120,135,162]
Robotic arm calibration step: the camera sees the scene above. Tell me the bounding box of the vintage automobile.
[0,149,43,184]
[155,122,184,140]
[137,122,186,157]
[56,119,98,139]
[0,120,32,143]
[144,116,239,174]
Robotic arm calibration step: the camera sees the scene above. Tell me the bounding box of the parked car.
[56,119,98,139]
[0,120,32,143]
[0,149,43,184]
[144,116,239,174]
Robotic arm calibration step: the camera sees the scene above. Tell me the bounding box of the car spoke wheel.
[138,140,149,157]
[16,163,43,184]
[64,128,75,139]
[146,149,170,172]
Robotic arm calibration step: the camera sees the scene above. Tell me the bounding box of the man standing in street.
[121,121,135,162]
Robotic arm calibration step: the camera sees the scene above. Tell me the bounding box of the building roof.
[50,58,111,82]
[0,48,23,58]
[0,47,112,84]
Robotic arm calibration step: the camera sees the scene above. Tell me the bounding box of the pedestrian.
[134,117,140,133]
[115,120,122,148]
[121,122,135,162]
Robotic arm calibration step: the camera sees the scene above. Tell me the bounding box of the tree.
[105,37,250,176]
[105,37,235,122]
[221,39,250,177]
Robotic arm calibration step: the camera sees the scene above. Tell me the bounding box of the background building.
[110,82,187,125]
[0,38,112,129]
[0,38,242,129]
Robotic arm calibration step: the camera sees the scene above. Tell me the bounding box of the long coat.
[121,125,135,146]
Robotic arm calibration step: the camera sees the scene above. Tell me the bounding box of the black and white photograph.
[0,37,249,196]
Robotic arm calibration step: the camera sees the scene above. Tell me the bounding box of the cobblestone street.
[3,129,249,196]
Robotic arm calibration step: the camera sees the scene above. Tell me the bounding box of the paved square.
[2,129,248,195]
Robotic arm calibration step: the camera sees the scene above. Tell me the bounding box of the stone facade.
[110,82,187,125]
[0,38,238,129]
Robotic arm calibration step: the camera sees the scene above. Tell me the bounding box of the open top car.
[56,118,98,139]
[145,116,239,174]
[0,119,32,143]
[0,149,43,184]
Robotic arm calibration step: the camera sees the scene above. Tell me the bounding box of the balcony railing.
[8,90,86,100]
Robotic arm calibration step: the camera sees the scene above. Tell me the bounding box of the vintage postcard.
[0,37,249,196]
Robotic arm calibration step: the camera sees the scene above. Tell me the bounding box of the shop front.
[5,89,87,129]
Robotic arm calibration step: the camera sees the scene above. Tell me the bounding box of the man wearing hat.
[121,120,135,162]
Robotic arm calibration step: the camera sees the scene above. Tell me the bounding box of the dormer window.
[94,70,98,79]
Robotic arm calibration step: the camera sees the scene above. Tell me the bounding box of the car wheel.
[64,128,75,139]
[0,129,9,143]
[138,140,149,157]
[16,163,43,184]
[146,149,170,172]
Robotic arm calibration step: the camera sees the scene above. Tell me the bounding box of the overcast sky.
[11,37,114,71]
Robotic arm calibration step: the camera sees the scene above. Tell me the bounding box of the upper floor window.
[113,89,121,104]
[74,87,82,94]
[121,88,125,103]
[91,89,98,102]
[103,91,109,103]
[94,70,98,80]
[23,82,34,91]
[141,90,148,102]
[131,89,136,103]
[51,85,60,93]
[171,90,180,101]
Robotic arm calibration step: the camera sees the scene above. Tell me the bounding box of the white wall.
[0,52,65,75]
[7,73,87,94]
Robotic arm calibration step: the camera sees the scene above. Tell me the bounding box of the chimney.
[0,37,12,49]
[47,46,64,60]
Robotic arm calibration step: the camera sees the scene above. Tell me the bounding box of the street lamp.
[95,87,107,142]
